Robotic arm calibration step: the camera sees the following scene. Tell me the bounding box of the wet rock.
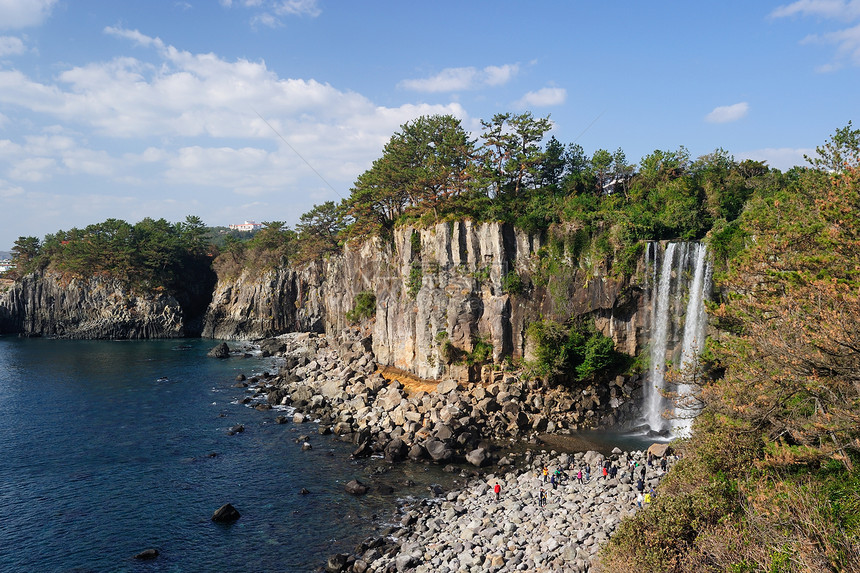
[134,548,159,560]
[325,553,349,572]
[345,479,368,495]
[211,503,241,523]
[207,342,230,358]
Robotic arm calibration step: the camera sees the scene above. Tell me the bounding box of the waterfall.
[642,242,712,435]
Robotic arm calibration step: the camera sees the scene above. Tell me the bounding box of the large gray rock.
[425,439,452,461]
[384,438,407,462]
[435,379,459,394]
[345,479,368,495]
[207,342,230,358]
[465,447,489,467]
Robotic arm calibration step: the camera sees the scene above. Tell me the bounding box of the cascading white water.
[644,243,677,432]
[643,242,712,435]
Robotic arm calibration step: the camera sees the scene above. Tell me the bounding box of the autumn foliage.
[598,126,860,572]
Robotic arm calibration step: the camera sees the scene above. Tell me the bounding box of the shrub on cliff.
[345,291,376,323]
[525,318,621,384]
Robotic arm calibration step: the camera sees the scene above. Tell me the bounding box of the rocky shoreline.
[327,446,674,573]
[220,332,671,572]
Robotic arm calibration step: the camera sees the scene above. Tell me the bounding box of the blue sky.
[0,0,858,250]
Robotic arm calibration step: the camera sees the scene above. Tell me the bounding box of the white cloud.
[0,35,25,56]
[0,178,24,197]
[705,102,749,123]
[0,27,471,224]
[772,1,860,67]
[223,0,320,27]
[0,0,57,29]
[482,64,518,87]
[770,0,860,20]
[805,22,860,65]
[399,64,519,92]
[737,147,815,171]
[515,87,567,108]
[273,0,321,17]
[9,157,56,182]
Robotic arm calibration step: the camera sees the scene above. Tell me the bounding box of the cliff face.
[201,262,326,339]
[0,221,650,374]
[0,272,188,339]
[203,221,647,379]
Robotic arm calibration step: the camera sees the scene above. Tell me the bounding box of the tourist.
[494,483,501,501]
[584,465,591,482]
[542,467,548,483]
[660,456,667,472]
[601,465,608,480]
[636,492,644,508]
[576,468,583,485]
[550,474,557,490]
[609,464,618,479]
[539,488,547,507]
[640,465,646,480]
[636,478,645,493]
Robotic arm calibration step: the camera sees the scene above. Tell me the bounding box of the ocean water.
[0,337,453,573]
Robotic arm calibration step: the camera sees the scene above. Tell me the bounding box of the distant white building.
[228,221,263,232]
[0,259,13,272]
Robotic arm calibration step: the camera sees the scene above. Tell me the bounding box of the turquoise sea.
[0,337,453,572]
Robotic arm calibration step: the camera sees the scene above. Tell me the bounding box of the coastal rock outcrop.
[0,271,191,339]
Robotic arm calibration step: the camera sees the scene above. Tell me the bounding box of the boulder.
[384,438,407,462]
[583,450,604,467]
[647,443,673,458]
[345,479,368,495]
[326,553,350,572]
[407,443,427,460]
[352,441,373,458]
[395,554,416,572]
[134,548,159,560]
[211,503,241,523]
[435,379,459,394]
[207,342,230,358]
[425,439,452,462]
[465,447,489,467]
[433,423,454,441]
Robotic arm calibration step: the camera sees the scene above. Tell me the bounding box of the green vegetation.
[345,290,376,323]
[406,263,422,298]
[11,215,210,290]
[339,112,777,280]
[501,269,524,295]
[526,318,622,384]
[597,124,860,572]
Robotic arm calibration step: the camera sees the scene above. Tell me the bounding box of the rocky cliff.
[0,271,206,339]
[203,220,648,380]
